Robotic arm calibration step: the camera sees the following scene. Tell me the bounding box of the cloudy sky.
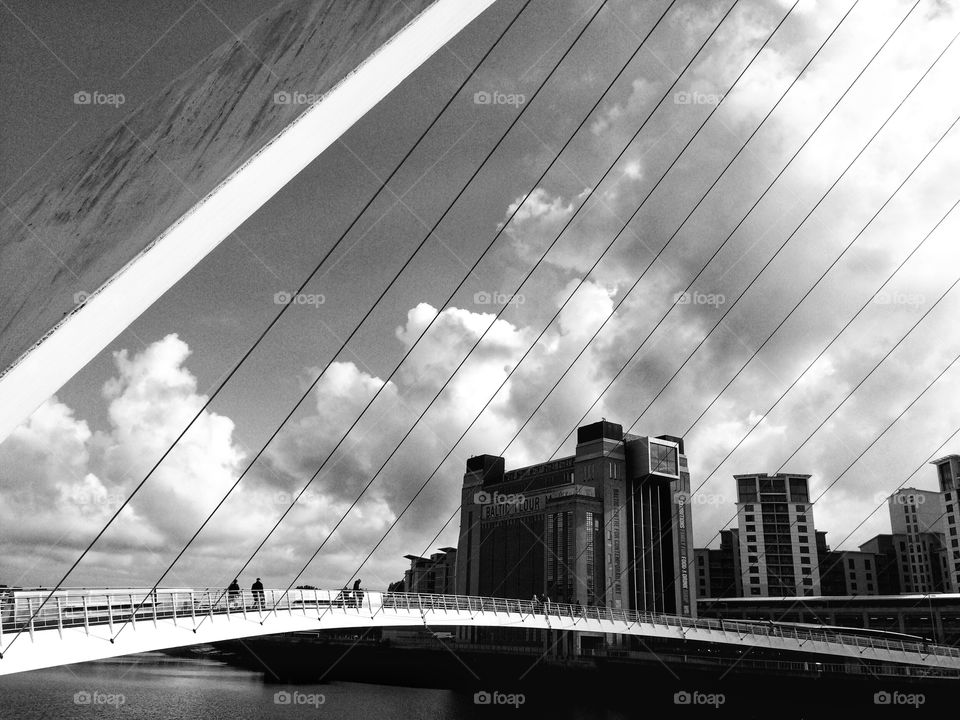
[1,0,959,593]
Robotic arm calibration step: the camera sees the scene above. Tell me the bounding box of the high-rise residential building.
[734,473,820,597]
[455,420,695,617]
[932,454,960,591]
[887,487,947,593]
[889,487,946,535]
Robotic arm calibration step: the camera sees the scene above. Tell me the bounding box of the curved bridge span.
[2,588,959,676]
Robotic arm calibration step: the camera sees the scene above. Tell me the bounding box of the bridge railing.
[377,591,960,662]
[3,588,960,664]
[0,588,373,640]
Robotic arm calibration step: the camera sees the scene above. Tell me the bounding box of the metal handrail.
[1,587,954,661]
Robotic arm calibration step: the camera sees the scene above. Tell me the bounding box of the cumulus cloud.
[0,335,252,587]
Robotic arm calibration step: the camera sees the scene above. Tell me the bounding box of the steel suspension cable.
[334,0,905,605]
[692,207,960,599]
[621,113,960,592]
[624,90,960,468]
[282,0,750,615]
[0,0,539,655]
[4,0,543,654]
[806,424,960,631]
[580,350,960,630]
[630,419,960,632]
[593,124,960,608]
[584,192,960,607]
[683,127,960,499]
[182,0,682,630]
[544,3,945,466]
[679,189,960,447]
[713,345,960,668]
[105,0,622,642]
[436,9,958,621]
[416,0,911,578]
[481,173,960,617]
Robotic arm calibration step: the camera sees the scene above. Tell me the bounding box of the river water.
[0,653,630,719]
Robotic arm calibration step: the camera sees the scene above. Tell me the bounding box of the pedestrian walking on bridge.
[227,578,240,609]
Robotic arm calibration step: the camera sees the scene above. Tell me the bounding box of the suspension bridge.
[1,0,959,694]
[3,587,960,676]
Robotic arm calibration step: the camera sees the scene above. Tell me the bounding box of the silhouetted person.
[227,578,240,608]
[352,578,363,607]
[251,578,265,609]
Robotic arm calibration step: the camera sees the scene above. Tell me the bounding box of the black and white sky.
[1,0,959,592]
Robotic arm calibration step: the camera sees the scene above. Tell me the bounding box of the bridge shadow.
[214,629,952,718]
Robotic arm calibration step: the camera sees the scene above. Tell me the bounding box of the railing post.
[79,595,89,636]
[171,592,178,627]
[55,596,63,639]
[25,597,35,641]
[107,595,114,636]
[153,592,159,628]
[207,591,214,623]
[190,591,196,626]
[129,593,136,629]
